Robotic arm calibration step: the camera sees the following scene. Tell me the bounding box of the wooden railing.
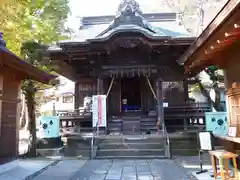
[57,102,212,132]
[56,108,92,117]
[56,103,211,117]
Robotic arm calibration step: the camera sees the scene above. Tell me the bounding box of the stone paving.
[32,159,86,180]
[1,158,209,180]
[0,159,57,180]
[69,159,197,180]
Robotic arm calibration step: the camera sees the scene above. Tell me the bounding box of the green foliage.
[208,65,217,71]
[0,0,70,56]
[20,41,59,95]
[8,0,71,156]
[1,0,70,93]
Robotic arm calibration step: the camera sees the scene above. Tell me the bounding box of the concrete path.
[32,160,86,180]
[175,154,240,180]
[0,159,57,180]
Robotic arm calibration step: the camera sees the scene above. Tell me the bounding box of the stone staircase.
[95,134,167,159]
[60,135,92,159]
[107,115,157,134]
[169,132,199,156]
[122,116,141,134]
[94,132,199,159]
[140,117,157,133]
[55,131,199,159]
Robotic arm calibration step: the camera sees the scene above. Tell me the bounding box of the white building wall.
[40,97,75,112]
[40,76,75,114]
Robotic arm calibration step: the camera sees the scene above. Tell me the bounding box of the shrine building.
[48,0,211,134]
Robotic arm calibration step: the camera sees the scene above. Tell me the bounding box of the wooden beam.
[178,0,240,65]
[51,60,79,81]
[97,77,104,94]
[183,79,189,102]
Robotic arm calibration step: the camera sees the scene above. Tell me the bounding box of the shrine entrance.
[121,77,141,113]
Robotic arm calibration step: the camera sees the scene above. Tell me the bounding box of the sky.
[67,0,172,30]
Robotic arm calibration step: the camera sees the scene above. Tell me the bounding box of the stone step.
[171,149,199,156]
[140,121,156,125]
[108,123,122,127]
[61,148,91,158]
[122,116,142,119]
[95,137,166,144]
[97,140,197,150]
[96,149,165,157]
[95,155,166,159]
[140,125,157,130]
[36,147,64,157]
[123,131,141,135]
[107,128,122,133]
[98,142,164,150]
[95,148,199,158]
[170,142,198,149]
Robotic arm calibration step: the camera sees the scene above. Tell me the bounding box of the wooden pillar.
[183,118,187,131]
[0,54,3,135]
[0,72,3,135]
[74,82,79,110]
[97,77,104,95]
[156,77,164,132]
[183,79,189,102]
[0,68,21,162]
[183,79,188,131]
[74,82,81,131]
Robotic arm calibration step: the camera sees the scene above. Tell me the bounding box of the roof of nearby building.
[0,33,56,84]
[177,0,240,76]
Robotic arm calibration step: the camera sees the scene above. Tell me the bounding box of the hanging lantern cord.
[106,77,115,98]
[145,75,157,100]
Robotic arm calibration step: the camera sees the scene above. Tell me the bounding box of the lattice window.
[62,95,73,103]
[228,94,240,135]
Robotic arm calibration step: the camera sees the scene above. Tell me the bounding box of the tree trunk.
[197,81,223,111]
[203,69,224,111]
[213,83,224,111]
[25,80,37,157]
[20,92,26,129]
[24,104,29,130]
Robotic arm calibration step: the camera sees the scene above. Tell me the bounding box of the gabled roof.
[59,0,190,46]
[80,13,177,26]
[91,0,189,41]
